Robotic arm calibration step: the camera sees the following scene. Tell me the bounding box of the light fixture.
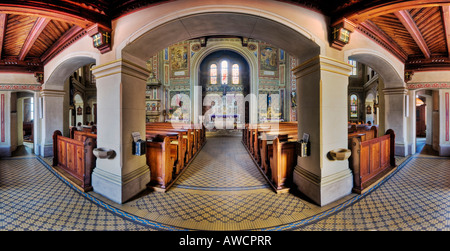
[416,97,424,106]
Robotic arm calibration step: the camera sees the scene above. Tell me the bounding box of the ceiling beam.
[0,13,6,59]
[18,17,50,61]
[441,6,450,57]
[394,9,431,58]
[41,25,86,64]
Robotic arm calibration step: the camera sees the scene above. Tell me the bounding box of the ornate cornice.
[0,84,42,91]
[407,82,450,89]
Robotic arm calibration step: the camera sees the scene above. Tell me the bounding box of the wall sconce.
[330,18,356,50]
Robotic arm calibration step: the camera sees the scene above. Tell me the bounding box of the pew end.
[349,129,396,194]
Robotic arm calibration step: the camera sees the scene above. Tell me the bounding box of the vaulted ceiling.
[1,0,450,81]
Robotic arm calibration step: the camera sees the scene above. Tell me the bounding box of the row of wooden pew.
[242,122,298,193]
[53,123,207,193]
[145,122,206,191]
[53,129,97,191]
[347,125,396,193]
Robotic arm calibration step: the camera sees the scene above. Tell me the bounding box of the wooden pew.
[146,136,175,189]
[260,131,298,175]
[146,125,191,164]
[255,126,297,163]
[247,122,297,159]
[269,136,297,191]
[242,122,298,193]
[52,130,96,192]
[349,129,396,193]
[146,130,186,174]
[146,122,205,159]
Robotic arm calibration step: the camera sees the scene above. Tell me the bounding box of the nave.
[1,135,449,231]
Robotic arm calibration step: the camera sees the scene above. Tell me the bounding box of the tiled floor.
[1,136,449,231]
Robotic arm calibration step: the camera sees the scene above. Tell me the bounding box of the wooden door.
[416,105,426,137]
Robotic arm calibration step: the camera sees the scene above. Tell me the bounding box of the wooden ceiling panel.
[371,13,422,56]
[411,7,447,55]
[28,20,73,57]
[3,14,37,56]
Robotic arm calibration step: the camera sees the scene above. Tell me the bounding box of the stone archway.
[93,10,322,204]
[347,52,409,156]
[38,56,96,157]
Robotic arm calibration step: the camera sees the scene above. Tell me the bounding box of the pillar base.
[92,164,150,204]
[293,165,353,206]
[439,144,450,156]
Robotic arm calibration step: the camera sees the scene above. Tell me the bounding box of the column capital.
[40,89,65,97]
[292,55,352,79]
[383,86,408,95]
[91,58,149,81]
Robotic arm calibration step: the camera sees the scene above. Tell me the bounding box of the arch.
[44,54,97,90]
[189,40,259,123]
[121,11,321,64]
[345,49,404,89]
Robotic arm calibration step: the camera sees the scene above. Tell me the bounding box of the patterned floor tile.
[1,137,449,231]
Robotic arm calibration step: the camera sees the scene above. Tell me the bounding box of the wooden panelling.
[28,20,73,57]
[371,13,422,56]
[410,7,446,55]
[3,14,37,56]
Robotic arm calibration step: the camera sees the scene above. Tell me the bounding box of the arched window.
[221,60,228,85]
[232,64,239,84]
[350,94,358,118]
[210,64,217,84]
[348,60,357,75]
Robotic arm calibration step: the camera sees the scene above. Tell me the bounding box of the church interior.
[0,0,449,232]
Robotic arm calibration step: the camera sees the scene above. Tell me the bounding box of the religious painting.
[169,44,189,78]
[77,106,82,115]
[350,94,358,118]
[85,105,91,115]
[259,45,278,77]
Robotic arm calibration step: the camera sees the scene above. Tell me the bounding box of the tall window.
[30,98,34,120]
[221,60,228,85]
[348,60,357,75]
[210,64,217,84]
[232,64,239,84]
[350,94,358,118]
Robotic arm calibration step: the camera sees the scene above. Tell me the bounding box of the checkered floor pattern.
[1,137,449,231]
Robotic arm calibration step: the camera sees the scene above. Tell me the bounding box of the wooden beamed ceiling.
[2,0,450,80]
[319,0,450,76]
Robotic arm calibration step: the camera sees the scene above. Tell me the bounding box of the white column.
[439,89,450,156]
[91,59,150,204]
[0,92,11,156]
[39,89,65,157]
[292,55,353,206]
[383,87,408,156]
[406,89,417,155]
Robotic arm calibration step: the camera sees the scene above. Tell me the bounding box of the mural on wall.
[259,45,278,77]
[170,44,189,78]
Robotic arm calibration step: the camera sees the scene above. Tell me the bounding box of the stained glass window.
[221,60,228,85]
[348,60,357,75]
[350,94,358,118]
[210,64,217,84]
[232,64,239,84]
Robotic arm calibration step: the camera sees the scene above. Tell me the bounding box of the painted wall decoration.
[170,44,189,77]
[259,45,278,77]
[1,94,4,142]
[446,92,449,141]
[407,83,450,89]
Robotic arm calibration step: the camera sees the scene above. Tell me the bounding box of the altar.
[207,114,243,129]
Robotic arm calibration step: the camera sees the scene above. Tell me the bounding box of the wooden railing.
[52,130,96,191]
[349,129,396,193]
